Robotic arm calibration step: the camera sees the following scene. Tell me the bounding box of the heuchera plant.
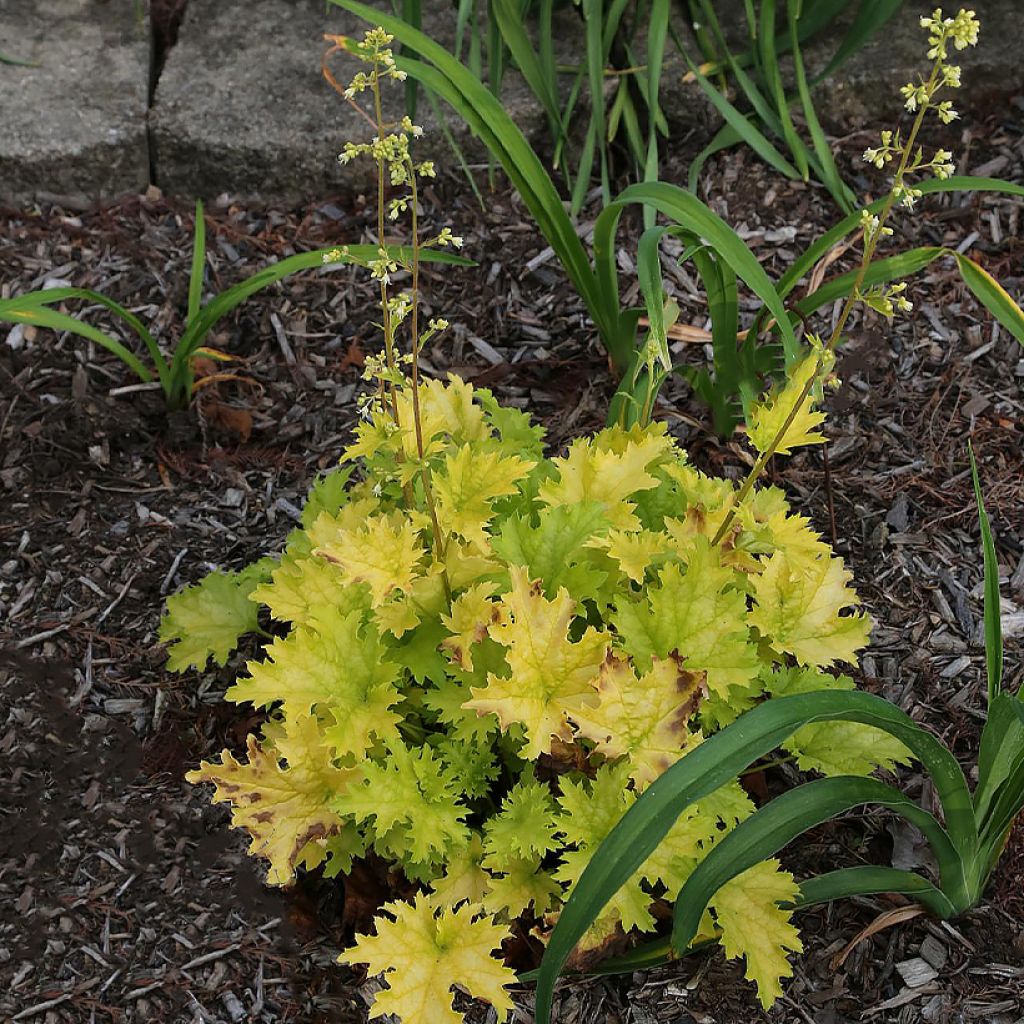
[161,29,912,1022]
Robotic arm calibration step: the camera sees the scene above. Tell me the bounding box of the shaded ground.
[2,104,1023,1023]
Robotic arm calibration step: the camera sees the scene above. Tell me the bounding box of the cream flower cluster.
[861,7,979,214]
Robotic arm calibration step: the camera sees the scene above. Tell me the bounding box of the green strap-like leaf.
[792,247,946,319]
[676,231,744,434]
[815,0,905,83]
[969,442,1004,705]
[0,304,154,384]
[974,694,1024,829]
[954,252,1024,348]
[760,0,808,181]
[0,285,168,387]
[168,243,472,403]
[491,0,563,145]
[188,199,206,327]
[637,225,671,370]
[609,180,801,364]
[776,177,1024,303]
[519,864,954,983]
[793,865,956,916]
[533,689,975,1024]
[787,0,856,212]
[671,774,969,956]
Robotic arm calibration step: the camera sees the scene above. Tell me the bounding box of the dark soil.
[2,101,1023,1023]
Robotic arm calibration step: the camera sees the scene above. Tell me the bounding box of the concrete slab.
[150,0,550,201]
[0,0,150,203]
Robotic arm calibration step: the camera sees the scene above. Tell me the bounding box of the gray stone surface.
[2,0,1020,205]
[150,0,550,200]
[0,0,150,203]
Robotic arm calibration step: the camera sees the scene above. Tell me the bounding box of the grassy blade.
[520,863,952,984]
[976,754,1024,881]
[637,226,670,369]
[400,0,422,117]
[0,48,38,67]
[583,0,610,204]
[760,0,808,180]
[492,0,563,141]
[672,774,967,954]
[454,0,475,59]
[792,247,945,320]
[0,286,168,384]
[974,694,1024,828]
[954,252,1024,347]
[642,0,671,227]
[615,180,801,363]
[187,200,206,328]
[772,177,1024,314]
[816,0,904,83]
[683,50,800,181]
[0,304,154,384]
[969,441,1003,704]
[688,123,742,192]
[424,86,486,208]
[170,244,471,393]
[794,866,955,915]
[787,0,856,211]
[533,689,975,1024]
[680,233,744,434]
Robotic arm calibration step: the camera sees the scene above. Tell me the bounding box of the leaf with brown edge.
[185,713,357,886]
[569,650,706,790]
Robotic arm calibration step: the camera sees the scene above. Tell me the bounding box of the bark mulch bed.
[2,105,1023,1023]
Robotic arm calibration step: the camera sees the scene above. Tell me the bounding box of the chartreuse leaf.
[767,666,912,776]
[161,567,271,672]
[310,511,427,607]
[186,713,357,885]
[227,607,403,759]
[555,763,656,943]
[613,539,759,697]
[492,502,610,600]
[484,776,560,865]
[433,834,490,909]
[464,565,608,759]
[441,582,505,672]
[300,467,353,528]
[338,893,516,1024]
[747,349,830,457]
[538,424,677,529]
[588,528,669,584]
[250,553,366,627]
[748,551,870,667]
[336,741,470,871]
[753,344,831,456]
[569,651,705,789]
[483,855,562,919]
[433,444,535,547]
[710,859,803,1009]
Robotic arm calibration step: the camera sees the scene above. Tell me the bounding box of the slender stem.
[712,64,942,547]
[406,157,452,603]
[371,68,402,428]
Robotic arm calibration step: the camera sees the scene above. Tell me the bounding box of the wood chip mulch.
[1,100,1023,1023]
